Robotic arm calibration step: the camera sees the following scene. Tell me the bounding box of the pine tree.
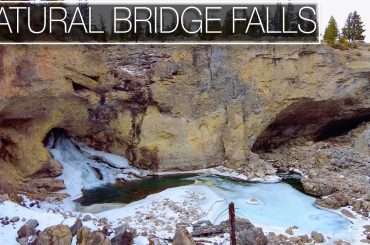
[342,12,353,42]
[323,16,338,45]
[342,11,366,42]
[351,11,365,41]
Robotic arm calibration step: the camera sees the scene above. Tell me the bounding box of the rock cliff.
[0,44,370,196]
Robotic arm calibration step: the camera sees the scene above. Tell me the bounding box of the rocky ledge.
[0,44,370,215]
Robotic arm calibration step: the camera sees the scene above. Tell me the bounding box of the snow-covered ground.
[1,178,368,244]
[0,135,368,244]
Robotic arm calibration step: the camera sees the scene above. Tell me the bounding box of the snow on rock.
[0,201,77,245]
[97,185,223,240]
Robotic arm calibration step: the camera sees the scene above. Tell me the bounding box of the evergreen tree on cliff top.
[323,16,338,45]
[342,11,366,42]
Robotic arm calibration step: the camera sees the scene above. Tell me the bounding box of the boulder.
[82,215,92,222]
[111,230,134,245]
[311,231,325,243]
[10,216,20,223]
[237,227,268,245]
[77,227,111,245]
[218,218,255,233]
[1,219,9,225]
[285,226,298,235]
[173,227,196,245]
[36,224,72,245]
[316,192,349,209]
[17,219,39,238]
[302,178,337,197]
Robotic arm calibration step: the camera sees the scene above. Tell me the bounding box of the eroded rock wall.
[1,44,370,194]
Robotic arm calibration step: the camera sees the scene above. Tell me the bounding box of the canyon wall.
[1,45,370,194]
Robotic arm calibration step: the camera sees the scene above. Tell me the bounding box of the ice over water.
[194,177,355,241]
[39,134,362,244]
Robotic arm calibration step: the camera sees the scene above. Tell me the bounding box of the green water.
[76,174,197,205]
[77,172,306,206]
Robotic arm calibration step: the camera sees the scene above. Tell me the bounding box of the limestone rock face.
[1,44,370,195]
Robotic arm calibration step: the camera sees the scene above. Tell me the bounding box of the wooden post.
[229,202,236,245]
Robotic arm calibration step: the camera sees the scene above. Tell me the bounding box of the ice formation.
[47,132,146,199]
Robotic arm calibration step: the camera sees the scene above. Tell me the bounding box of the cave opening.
[315,114,370,141]
[42,128,68,148]
[251,99,370,153]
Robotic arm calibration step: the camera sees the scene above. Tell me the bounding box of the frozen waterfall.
[46,130,146,199]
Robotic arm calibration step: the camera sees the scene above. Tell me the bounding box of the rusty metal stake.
[229,202,236,245]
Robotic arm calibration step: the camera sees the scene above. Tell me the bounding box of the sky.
[319,0,370,42]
